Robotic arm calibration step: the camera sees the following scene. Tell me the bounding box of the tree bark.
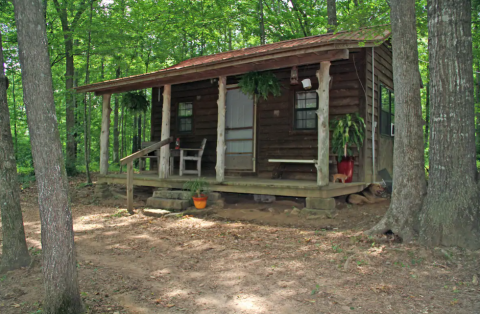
[12,0,83,312]
[113,66,121,164]
[83,1,93,185]
[327,0,338,32]
[0,30,30,273]
[419,0,480,249]
[100,94,112,175]
[216,76,226,182]
[159,85,171,178]
[316,62,331,187]
[259,0,266,45]
[367,0,426,242]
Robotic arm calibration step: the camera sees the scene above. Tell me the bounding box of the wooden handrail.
[120,137,173,165]
[122,136,173,214]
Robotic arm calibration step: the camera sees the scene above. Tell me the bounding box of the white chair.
[179,138,207,177]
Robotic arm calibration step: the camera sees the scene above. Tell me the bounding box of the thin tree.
[419,0,480,249]
[327,0,338,32]
[0,30,30,273]
[12,0,83,312]
[52,0,92,176]
[367,0,426,241]
[83,1,93,185]
[113,66,121,164]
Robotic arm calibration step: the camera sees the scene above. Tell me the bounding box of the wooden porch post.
[316,61,331,186]
[100,93,112,175]
[159,84,171,178]
[215,76,227,182]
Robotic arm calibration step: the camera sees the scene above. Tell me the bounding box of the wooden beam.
[215,76,227,182]
[127,161,134,214]
[89,49,350,96]
[159,84,171,178]
[316,61,331,186]
[99,94,111,175]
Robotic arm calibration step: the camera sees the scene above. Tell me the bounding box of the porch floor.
[99,173,367,199]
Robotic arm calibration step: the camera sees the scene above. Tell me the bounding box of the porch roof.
[75,25,391,96]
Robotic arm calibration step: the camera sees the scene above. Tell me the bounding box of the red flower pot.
[337,157,354,183]
[192,194,208,209]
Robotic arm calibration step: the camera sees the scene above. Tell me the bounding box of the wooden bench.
[268,159,334,179]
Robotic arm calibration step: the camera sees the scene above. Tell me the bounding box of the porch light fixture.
[290,66,299,85]
[301,78,312,90]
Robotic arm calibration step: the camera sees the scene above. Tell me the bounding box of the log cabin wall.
[150,46,392,182]
[364,42,394,182]
[151,80,220,175]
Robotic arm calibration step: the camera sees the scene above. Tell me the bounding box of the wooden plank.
[100,94,112,175]
[159,84,171,178]
[316,61,331,186]
[215,76,227,182]
[127,161,134,214]
[120,137,173,165]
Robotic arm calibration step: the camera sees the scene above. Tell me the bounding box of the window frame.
[176,101,194,134]
[379,84,394,137]
[293,90,319,130]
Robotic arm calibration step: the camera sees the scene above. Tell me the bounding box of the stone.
[165,213,183,219]
[305,197,336,210]
[208,192,222,202]
[291,207,301,215]
[146,197,190,210]
[152,190,191,200]
[143,209,171,217]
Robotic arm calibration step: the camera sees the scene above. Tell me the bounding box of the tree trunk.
[83,1,93,185]
[259,0,266,45]
[113,66,121,164]
[367,0,426,242]
[216,76,226,182]
[419,0,480,249]
[12,0,83,312]
[11,72,18,159]
[424,83,430,149]
[327,0,338,32]
[316,61,331,187]
[65,36,76,175]
[0,30,30,273]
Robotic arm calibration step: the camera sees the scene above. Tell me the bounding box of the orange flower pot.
[192,194,208,209]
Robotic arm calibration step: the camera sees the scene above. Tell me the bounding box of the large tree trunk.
[419,0,480,249]
[327,0,337,32]
[367,0,426,241]
[0,31,30,272]
[113,66,121,164]
[13,0,83,312]
[259,0,266,45]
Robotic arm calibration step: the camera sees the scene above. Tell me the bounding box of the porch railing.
[120,137,173,214]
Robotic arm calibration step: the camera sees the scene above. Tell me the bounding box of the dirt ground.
[1,176,479,314]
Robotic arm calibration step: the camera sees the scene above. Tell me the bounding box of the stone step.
[146,197,190,210]
[143,209,171,217]
[152,190,191,200]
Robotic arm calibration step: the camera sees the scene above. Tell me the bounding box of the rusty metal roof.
[76,25,391,95]
[165,26,391,70]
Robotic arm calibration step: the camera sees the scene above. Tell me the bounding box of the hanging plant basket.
[238,71,281,100]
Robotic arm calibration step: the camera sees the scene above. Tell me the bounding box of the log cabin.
[76,25,394,212]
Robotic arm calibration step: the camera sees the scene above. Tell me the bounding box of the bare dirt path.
[1,179,479,314]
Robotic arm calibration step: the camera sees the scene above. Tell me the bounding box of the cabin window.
[294,91,318,130]
[177,102,193,133]
[380,85,394,136]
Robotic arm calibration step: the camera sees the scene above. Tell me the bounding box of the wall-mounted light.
[290,66,299,85]
[301,78,312,90]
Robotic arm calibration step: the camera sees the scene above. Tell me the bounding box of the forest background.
[1,0,480,181]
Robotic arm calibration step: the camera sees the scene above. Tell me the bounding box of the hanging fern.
[122,91,149,114]
[330,113,366,161]
[238,71,281,100]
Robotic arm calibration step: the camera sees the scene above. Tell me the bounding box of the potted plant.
[183,178,209,209]
[330,113,366,183]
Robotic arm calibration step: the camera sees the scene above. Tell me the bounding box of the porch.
[98,173,367,199]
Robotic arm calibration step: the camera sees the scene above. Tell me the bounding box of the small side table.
[169,149,180,176]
